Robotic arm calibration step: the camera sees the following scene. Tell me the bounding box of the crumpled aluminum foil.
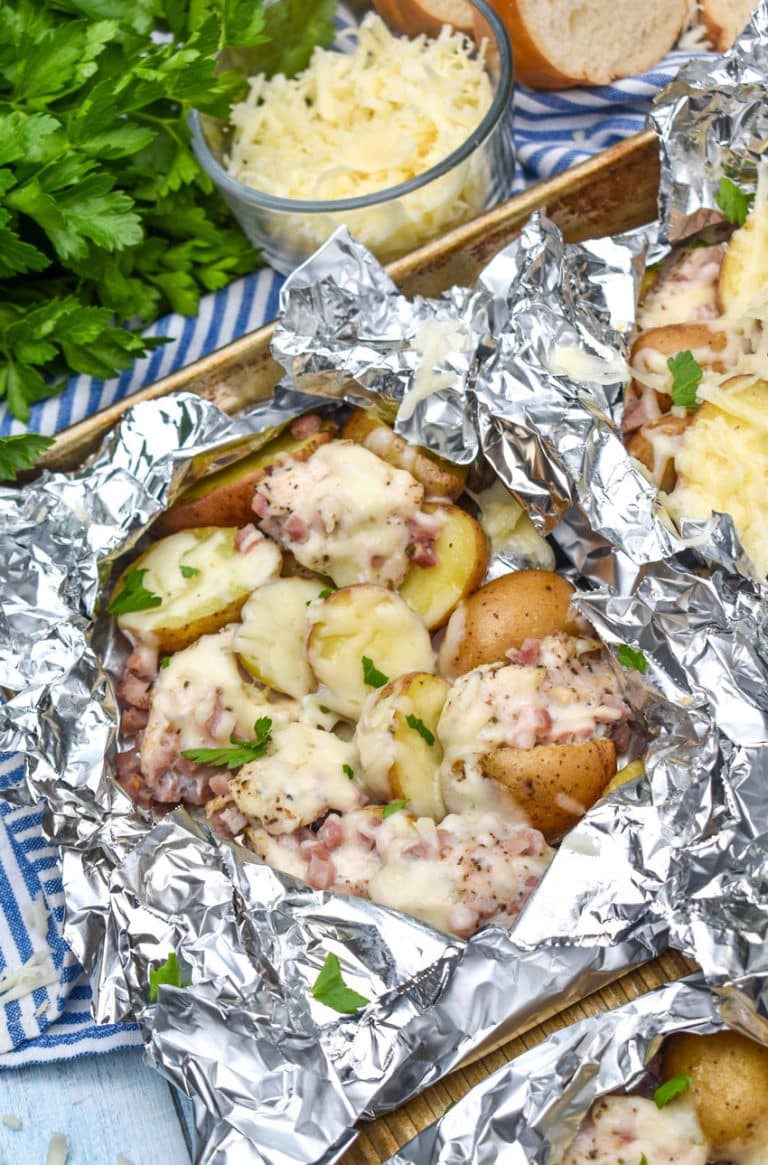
[386,977,730,1165]
[651,0,768,242]
[2,9,768,1160]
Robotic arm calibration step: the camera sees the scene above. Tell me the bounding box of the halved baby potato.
[306,584,435,719]
[235,577,330,699]
[342,409,468,500]
[662,1030,768,1153]
[112,526,281,652]
[355,671,449,818]
[155,420,336,535]
[478,738,617,843]
[398,503,490,631]
[438,570,580,678]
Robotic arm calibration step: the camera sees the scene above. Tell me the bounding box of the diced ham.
[306,849,336,890]
[234,523,265,553]
[120,705,149,736]
[209,773,232,798]
[284,513,310,543]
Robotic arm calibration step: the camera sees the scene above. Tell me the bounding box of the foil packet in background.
[386,977,733,1165]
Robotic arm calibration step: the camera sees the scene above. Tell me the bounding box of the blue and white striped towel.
[0,51,703,1065]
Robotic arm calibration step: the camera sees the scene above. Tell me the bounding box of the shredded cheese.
[226,14,493,258]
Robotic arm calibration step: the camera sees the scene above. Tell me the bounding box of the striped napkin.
[0,50,702,1065]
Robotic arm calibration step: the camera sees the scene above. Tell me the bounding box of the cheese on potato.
[253,441,424,588]
[667,380,768,577]
[140,628,295,778]
[227,722,363,833]
[561,1095,709,1165]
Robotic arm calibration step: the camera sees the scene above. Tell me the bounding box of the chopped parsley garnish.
[181,717,272,770]
[616,644,648,674]
[666,350,702,411]
[160,656,171,670]
[310,952,370,1014]
[318,587,333,599]
[382,799,408,819]
[362,656,389,688]
[149,952,187,1002]
[405,714,435,746]
[716,177,755,226]
[654,1074,691,1109]
[342,764,355,780]
[107,568,163,615]
[639,1155,649,1165]
[180,565,200,579]
[0,434,54,482]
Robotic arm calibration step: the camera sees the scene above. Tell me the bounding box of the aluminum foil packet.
[2,10,768,1161]
[386,977,732,1165]
[651,0,768,243]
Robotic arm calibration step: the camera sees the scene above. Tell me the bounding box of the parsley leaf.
[0,433,54,481]
[160,656,171,669]
[616,644,648,674]
[149,952,187,1001]
[108,568,162,615]
[310,953,370,1015]
[318,587,333,599]
[405,714,435,746]
[180,564,200,578]
[362,656,389,689]
[342,764,355,780]
[716,177,754,226]
[181,717,272,769]
[639,1155,648,1165]
[382,799,408,819]
[667,350,703,411]
[654,1074,691,1109]
[0,1,334,419]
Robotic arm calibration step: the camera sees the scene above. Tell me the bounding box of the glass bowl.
[189,0,515,275]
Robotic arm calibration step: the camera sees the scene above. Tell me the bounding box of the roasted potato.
[235,578,330,699]
[306,584,435,719]
[662,1030,768,1153]
[111,526,281,652]
[342,409,468,500]
[398,503,490,631]
[438,570,580,678]
[155,420,336,535]
[637,241,726,331]
[355,671,449,818]
[478,739,616,843]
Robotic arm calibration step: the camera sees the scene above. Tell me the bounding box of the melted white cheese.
[254,441,424,588]
[228,722,363,832]
[562,1095,708,1165]
[141,628,296,763]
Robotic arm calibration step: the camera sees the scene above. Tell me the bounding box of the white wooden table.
[0,1050,192,1164]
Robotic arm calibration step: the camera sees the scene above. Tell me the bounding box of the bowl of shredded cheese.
[189,0,515,274]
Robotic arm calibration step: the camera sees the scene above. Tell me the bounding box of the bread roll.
[373,0,475,37]
[491,0,688,89]
[700,0,756,51]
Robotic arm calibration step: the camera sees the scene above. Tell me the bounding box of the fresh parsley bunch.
[0,0,334,422]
